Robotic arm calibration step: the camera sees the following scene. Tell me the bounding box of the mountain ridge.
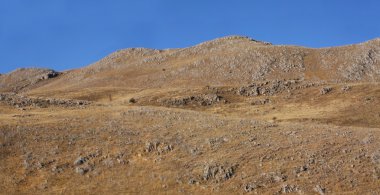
[1,35,380,97]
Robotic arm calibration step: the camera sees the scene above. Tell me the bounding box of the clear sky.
[0,0,379,73]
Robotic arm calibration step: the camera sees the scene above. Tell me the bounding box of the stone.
[281,184,298,193]
[145,141,160,152]
[341,85,352,92]
[75,167,88,175]
[314,185,326,195]
[320,87,332,95]
[203,163,237,182]
[244,183,258,192]
[74,156,87,166]
[371,150,380,164]
[129,98,136,103]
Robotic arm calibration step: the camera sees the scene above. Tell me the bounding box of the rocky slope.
[1,36,380,96]
[0,68,59,93]
[1,36,380,194]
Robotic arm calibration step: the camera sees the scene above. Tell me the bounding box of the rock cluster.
[160,94,224,107]
[40,70,59,80]
[203,163,237,182]
[251,98,270,105]
[320,87,333,95]
[144,140,173,155]
[0,93,90,108]
[237,80,319,96]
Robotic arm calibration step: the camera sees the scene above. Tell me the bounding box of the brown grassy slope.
[1,36,380,194]
[0,68,59,93]
[15,36,379,98]
[127,82,380,128]
[1,102,380,194]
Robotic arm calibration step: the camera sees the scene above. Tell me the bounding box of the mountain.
[1,36,380,97]
[1,36,380,194]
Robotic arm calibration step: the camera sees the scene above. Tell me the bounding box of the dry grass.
[1,36,380,194]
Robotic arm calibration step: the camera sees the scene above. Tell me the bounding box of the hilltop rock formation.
[0,68,60,92]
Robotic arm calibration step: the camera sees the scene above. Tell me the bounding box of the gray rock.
[362,134,374,144]
[203,163,237,182]
[244,183,258,192]
[145,141,160,152]
[75,167,88,175]
[102,158,114,168]
[74,156,87,166]
[161,94,223,107]
[251,98,270,105]
[373,167,380,179]
[371,150,380,164]
[294,165,308,175]
[341,85,352,92]
[314,185,326,195]
[281,184,299,193]
[41,71,59,80]
[188,178,196,185]
[320,87,332,95]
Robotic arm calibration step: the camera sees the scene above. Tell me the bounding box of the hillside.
[1,36,380,194]
[1,36,379,98]
[0,68,59,93]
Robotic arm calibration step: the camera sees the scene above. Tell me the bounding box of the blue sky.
[0,0,379,73]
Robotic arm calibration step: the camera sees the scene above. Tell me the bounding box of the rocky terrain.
[1,35,380,194]
[0,68,60,93]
